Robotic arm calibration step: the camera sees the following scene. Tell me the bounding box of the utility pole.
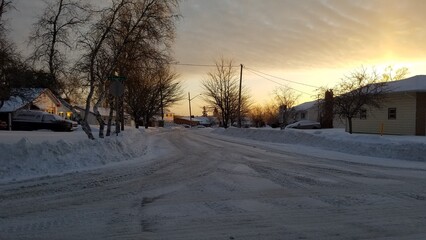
[188,92,202,128]
[159,87,164,127]
[238,64,243,128]
[188,92,192,126]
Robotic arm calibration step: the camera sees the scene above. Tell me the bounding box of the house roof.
[387,75,426,93]
[0,88,54,113]
[75,106,116,117]
[294,100,318,111]
[293,75,426,112]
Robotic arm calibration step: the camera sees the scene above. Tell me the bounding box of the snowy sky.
[7,0,426,115]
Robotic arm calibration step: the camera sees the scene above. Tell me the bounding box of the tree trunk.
[56,99,94,139]
[93,91,105,138]
[348,117,353,134]
[106,96,114,136]
[93,106,105,139]
[82,81,95,140]
[144,115,149,129]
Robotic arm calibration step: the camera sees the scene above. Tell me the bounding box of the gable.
[0,88,61,113]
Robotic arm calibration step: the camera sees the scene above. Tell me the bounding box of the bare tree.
[77,0,180,139]
[29,0,90,95]
[249,105,265,128]
[77,0,130,139]
[125,60,182,128]
[333,66,407,134]
[202,58,249,128]
[0,0,13,109]
[263,101,280,127]
[0,0,12,30]
[273,86,299,126]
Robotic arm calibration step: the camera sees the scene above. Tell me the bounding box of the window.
[301,112,306,119]
[42,115,55,122]
[359,109,367,120]
[388,108,396,120]
[66,112,73,119]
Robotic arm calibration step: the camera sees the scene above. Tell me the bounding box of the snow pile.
[0,128,147,182]
[212,128,426,162]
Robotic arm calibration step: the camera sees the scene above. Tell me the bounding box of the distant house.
[163,110,175,123]
[173,116,215,127]
[0,88,73,130]
[174,116,200,126]
[292,100,345,128]
[293,100,320,122]
[75,106,133,126]
[351,75,426,136]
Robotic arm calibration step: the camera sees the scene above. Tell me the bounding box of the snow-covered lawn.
[1,126,425,183]
[213,127,426,162]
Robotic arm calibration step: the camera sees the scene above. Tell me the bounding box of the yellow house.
[351,75,426,136]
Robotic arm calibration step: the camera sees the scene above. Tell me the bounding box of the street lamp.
[188,92,202,127]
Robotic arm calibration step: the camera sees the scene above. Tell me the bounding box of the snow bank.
[212,128,426,162]
[0,128,147,182]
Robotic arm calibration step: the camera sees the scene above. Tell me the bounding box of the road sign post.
[108,76,126,135]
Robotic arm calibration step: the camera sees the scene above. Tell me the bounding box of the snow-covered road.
[1,128,426,239]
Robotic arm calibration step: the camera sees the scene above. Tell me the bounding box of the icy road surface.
[1,128,426,239]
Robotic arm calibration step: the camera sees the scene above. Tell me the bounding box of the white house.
[293,100,320,122]
[351,75,426,136]
[293,100,346,128]
[0,88,73,130]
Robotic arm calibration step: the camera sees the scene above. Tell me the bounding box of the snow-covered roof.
[387,75,426,93]
[0,88,47,113]
[294,100,318,111]
[292,75,426,112]
[193,117,211,124]
[75,106,116,116]
[178,116,212,124]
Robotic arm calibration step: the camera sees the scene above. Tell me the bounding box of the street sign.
[108,76,126,82]
[109,80,125,97]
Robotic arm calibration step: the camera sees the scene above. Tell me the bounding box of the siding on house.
[352,92,417,135]
[294,100,346,128]
[294,100,319,122]
[33,91,61,114]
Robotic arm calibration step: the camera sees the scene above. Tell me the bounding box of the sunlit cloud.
[175,0,426,70]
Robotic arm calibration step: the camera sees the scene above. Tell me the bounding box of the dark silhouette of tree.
[77,0,180,139]
[29,0,90,96]
[0,0,12,108]
[125,60,182,129]
[273,86,299,126]
[249,105,265,128]
[202,58,250,128]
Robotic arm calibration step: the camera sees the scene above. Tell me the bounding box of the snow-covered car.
[285,120,321,129]
[12,110,78,132]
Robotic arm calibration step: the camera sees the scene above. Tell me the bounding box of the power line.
[245,68,315,96]
[172,62,240,68]
[245,67,320,89]
[173,63,216,67]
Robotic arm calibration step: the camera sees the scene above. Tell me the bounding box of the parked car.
[12,110,78,132]
[285,120,321,129]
